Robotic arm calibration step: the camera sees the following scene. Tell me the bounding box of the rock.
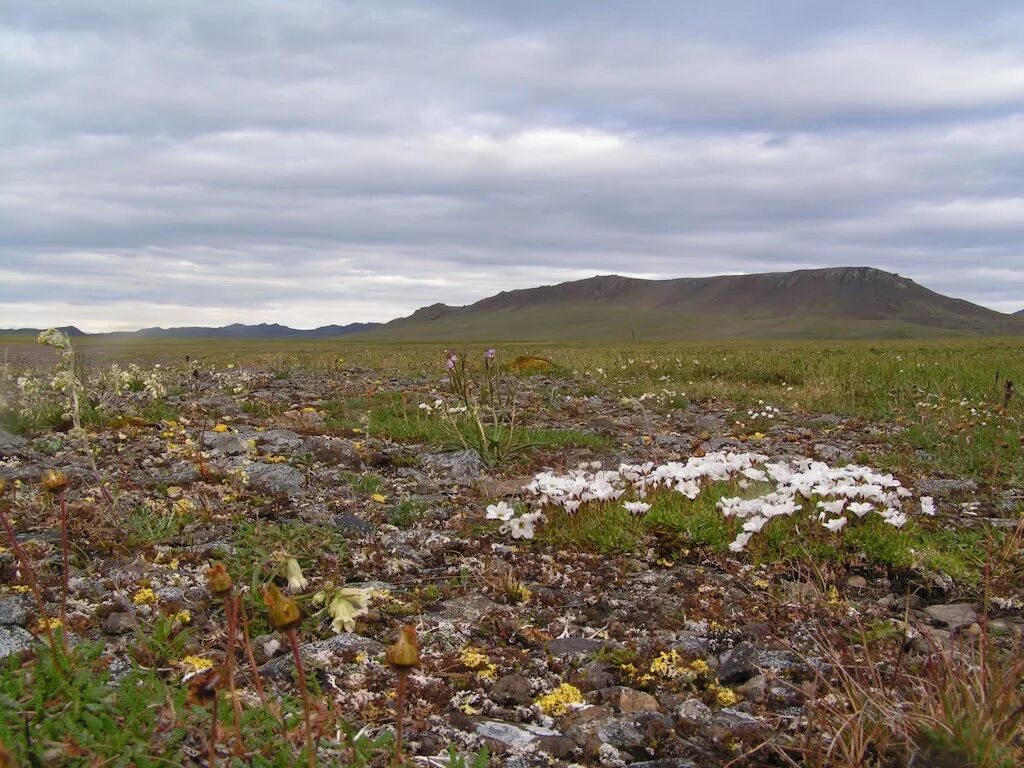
[300,436,360,467]
[435,594,509,623]
[813,443,852,464]
[716,643,760,685]
[280,410,326,432]
[918,478,978,498]
[0,626,34,660]
[101,612,135,636]
[130,463,201,488]
[548,637,611,656]
[711,708,767,739]
[0,428,30,458]
[473,719,573,758]
[924,603,978,629]
[330,512,374,535]
[202,430,253,457]
[675,697,712,725]
[491,674,534,706]
[245,463,304,495]
[0,595,29,627]
[672,633,711,655]
[476,476,531,498]
[601,687,660,713]
[260,429,304,452]
[629,761,698,768]
[573,661,617,692]
[694,414,727,434]
[258,633,384,682]
[420,450,484,485]
[736,674,767,703]
[846,575,869,590]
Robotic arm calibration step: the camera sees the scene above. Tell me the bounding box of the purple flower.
[446,354,458,370]
[485,348,496,360]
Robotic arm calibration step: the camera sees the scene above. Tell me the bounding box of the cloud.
[2,0,1024,330]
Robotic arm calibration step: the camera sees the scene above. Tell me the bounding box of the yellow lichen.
[180,655,214,672]
[535,683,584,716]
[133,587,157,605]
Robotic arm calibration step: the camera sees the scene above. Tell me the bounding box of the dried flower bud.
[386,624,420,669]
[263,584,302,631]
[205,562,234,596]
[41,469,69,494]
[0,479,7,496]
[0,740,17,768]
[185,666,225,706]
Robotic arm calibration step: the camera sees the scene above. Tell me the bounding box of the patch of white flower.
[747,401,779,420]
[499,451,934,554]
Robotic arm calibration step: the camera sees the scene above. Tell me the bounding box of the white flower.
[817,499,846,515]
[623,501,651,516]
[883,512,908,528]
[920,496,936,516]
[847,502,874,517]
[284,557,308,593]
[486,501,515,521]
[742,516,768,533]
[729,531,754,552]
[505,512,541,539]
[822,516,848,533]
[323,587,371,633]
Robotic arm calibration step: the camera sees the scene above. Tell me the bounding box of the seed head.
[205,562,234,596]
[263,584,302,631]
[386,624,420,670]
[41,469,69,494]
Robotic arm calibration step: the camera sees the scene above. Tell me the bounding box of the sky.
[2,0,1024,332]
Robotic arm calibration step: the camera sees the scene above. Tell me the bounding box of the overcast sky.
[3,1,1024,331]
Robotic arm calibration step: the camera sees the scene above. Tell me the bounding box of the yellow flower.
[172,498,195,516]
[133,587,158,605]
[212,423,229,433]
[172,609,192,624]
[10,585,31,594]
[371,493,387,504]
[536,683,584,716]
[180,655,214,672]
[708,681,739,707]
[33,617,63,633]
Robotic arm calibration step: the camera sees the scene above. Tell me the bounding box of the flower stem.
[223,594,245,757]
[286,628,316,768]
[392,670,408,767]
[58,490,70,644]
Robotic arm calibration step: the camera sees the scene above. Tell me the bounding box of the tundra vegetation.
[0,331,1022,767]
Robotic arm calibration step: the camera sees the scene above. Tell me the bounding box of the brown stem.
[0,505,62,664]
[392,670,408,768]
[209,691,219,768]
[286,628,316,768]
[237,600,267,698]
[58,490,69,638]
[222,594,245,757]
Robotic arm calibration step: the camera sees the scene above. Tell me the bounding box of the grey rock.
[629,761,697,768]
[202,430,254,457]
[420,449,484,485]
[331,512,374,535]
[0,428,30,458]
[476,476,532,498]
[130,463,201,488]
[924,603,978,629]
[918,477,978,498]
[246,463,304,495]
[716,642,760,685]
[0,625,34,660]
[548,637,611,656]
[736,674,767,703]
[0,595,29,627]
[101,612,135,636]
[300,436,360,467]
[847,575,869,590]
[600,687,660,713]
[694,414,727,434]
[259,633,384,682]
[473,720,572,757]
[675,698,712,725]
[672,633,711,656]
[491,674,534,705]
[712,708,767,738]
[573,661,616,692]
[260,429,304,452]
[814,443,852,464]
[435,594,509,623]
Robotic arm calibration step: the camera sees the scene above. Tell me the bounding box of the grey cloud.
[2,0,1024,330]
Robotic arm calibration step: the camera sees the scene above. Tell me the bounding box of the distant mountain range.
[365,266,1024,341]
[3,322,379,340]
[4,267,1022,342]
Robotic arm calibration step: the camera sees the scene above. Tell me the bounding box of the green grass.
[535,482,994,582]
